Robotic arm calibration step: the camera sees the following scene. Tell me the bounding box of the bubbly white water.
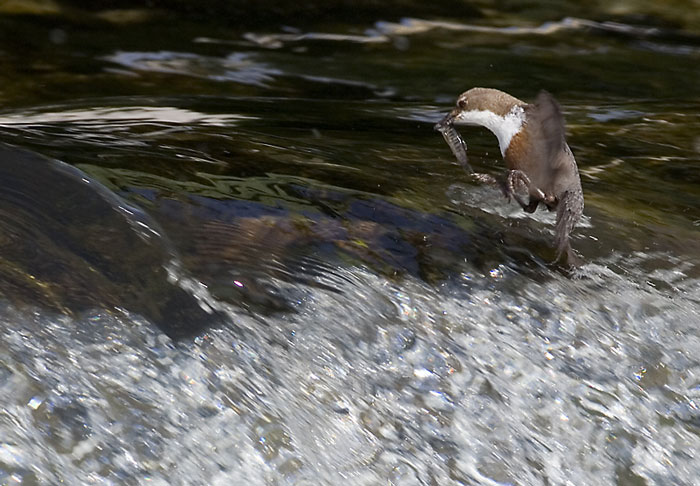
[1,254,698,486]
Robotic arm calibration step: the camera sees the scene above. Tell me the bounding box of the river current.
[0,2,699,485]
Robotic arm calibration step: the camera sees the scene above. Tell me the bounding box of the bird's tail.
[555,187,584,263]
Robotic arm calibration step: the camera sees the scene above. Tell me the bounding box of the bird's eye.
[458,99,467,109]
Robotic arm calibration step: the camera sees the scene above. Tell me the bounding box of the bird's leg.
[506,170,559,214]
[470,171,536,208]
[506,170,537,211]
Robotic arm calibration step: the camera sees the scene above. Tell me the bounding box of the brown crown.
[455,87,526,117]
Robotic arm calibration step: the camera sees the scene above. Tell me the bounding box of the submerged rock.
[0,143,223,339]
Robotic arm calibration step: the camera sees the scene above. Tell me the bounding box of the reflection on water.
[106,51,284,87]
[0,106,253,126]
[1,1,699,485]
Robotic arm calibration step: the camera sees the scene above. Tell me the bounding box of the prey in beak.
[434,112,473,173]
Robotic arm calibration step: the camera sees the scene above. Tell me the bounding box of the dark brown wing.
[524,90,568,173]
[526,92,584,262]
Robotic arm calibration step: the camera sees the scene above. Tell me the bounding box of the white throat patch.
[452,105,525,157]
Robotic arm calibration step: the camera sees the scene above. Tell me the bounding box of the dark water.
[1,2,699,485]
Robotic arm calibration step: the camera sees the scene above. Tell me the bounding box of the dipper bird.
[434,87,584,263]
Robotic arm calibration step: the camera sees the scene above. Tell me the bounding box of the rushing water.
[1,2,699,485]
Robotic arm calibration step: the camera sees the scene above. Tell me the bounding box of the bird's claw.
[506,170,531,209]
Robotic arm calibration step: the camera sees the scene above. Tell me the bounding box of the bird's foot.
[505,170,555,213]
[506,170,535,210]
[543,193,557,209]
